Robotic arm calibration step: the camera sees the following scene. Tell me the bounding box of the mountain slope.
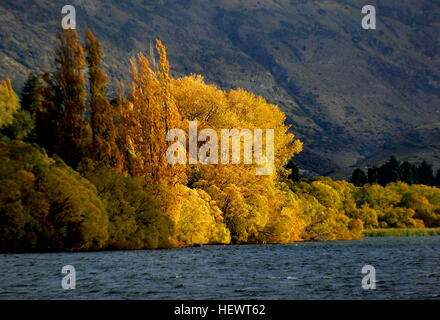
[1,0,439,174]
[364,122,440,169]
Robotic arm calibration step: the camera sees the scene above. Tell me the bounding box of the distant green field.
[364,228,440,237]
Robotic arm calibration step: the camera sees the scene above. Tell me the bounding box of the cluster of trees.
[0,141,109,251]
[287,178,440,230]
[350,156,440,187]
[0,28,300,251]
[1,28,439,252]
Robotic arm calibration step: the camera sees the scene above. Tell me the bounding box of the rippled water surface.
[1,237,439,299]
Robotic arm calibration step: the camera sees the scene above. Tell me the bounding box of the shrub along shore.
[364,228,440,237]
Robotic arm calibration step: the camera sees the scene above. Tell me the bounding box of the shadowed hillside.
[363,123,440,170]
[1,0,439,174]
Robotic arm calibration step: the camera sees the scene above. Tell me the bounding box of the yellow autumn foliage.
[0,77,19,128]
[5,32,440,253]
[172,184,230,245]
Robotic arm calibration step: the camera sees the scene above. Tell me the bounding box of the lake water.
[1,237,439,299]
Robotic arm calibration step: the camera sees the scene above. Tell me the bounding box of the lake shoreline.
[3,231,440,254]
[363,228,440,237]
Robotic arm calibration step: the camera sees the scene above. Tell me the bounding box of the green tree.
[39,29,91,168]
[378,155,400,186]
[435,169,440,186]
[83,166,175,249]
[84,29,122,169]
[12,73,43,142]
[0,141,108,252]
[0,77,34,142]
[400,160,416,185]
[416,160,434,186]
[351,168,367,187]
[0,109,34,141]
[367,166,378,185]
[286,159,302,182]
[21,73,43,117]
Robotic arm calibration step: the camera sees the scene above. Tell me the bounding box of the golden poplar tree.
[124,40,184,183]
[0,77,19,127]
[85,29,122,169]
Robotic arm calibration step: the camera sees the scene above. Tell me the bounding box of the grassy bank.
[363,228,440,237]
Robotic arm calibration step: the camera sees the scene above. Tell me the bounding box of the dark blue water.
[1,237,439,299]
